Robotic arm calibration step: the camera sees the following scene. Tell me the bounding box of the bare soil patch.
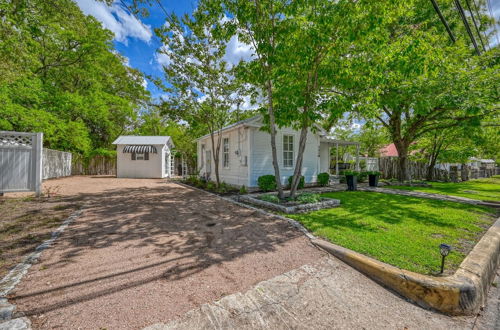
[8,176,324,329]
[0,195,80,279]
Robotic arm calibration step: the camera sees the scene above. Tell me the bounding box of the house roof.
[112,136,172,146]
[196,115,328,141]
[379,143,399,157]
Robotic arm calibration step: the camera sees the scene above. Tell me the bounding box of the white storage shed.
[112,136,174,179]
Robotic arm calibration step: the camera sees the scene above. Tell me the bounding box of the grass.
[389,176,500,202]
[0,196,80,278]
[288,191,497,275]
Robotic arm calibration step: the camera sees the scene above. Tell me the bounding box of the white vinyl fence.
[0,131,43,195]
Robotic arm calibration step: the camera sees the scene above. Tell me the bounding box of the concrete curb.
[312,216,500,315]
[174,181,500,315]
[0,209,83,328]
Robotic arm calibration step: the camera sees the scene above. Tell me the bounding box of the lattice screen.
[0,133,33,147]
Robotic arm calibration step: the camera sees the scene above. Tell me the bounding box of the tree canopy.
[0,0,149,154]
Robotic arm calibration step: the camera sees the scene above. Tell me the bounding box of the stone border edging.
[312,216,500,315]
[0,208,83,328]
[174,181,500,315]
[238,193,340,214]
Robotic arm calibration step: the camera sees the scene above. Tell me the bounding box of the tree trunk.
[266,80,284,199]
[426,158,437,181]
[394,141,410,182]
[209,131,222,187]
[289,124,308,199]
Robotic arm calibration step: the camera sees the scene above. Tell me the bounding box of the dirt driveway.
[9,176,324,329]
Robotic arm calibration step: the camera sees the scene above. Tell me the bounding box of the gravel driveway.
[9,176,324,329]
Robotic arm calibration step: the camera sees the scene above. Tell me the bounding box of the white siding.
[197,127,249,186]
[319,143,330,173]
[249,127,320,187]
[116,144,167,178]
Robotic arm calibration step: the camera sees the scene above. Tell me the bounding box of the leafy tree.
[333,0,499,181]
[0,0,149,153]
[157,11,244,186]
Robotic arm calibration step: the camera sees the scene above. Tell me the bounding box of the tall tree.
[157,12,243,186]
[334,0,499,181]
[0,0,149,153]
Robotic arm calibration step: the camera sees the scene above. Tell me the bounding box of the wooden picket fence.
[378,157,450,181]
[72,154,116,176]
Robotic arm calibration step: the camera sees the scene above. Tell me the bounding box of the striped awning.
[123,145,157,153]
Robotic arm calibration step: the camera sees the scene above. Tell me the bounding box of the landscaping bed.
[0,196,80,279]
[389,177,500,202]
[288,191,498,275]
[239,192,340,214]
[181,176,241,195]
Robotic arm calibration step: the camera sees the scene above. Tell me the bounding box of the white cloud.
[75,0,152,44]
[223,35,255,66]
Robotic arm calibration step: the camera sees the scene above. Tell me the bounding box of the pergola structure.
[320,137,361,175]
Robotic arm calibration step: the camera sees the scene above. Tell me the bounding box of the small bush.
[287,175,305,189]
[206,181,216,191]
[358,171,368,183]
[260,194,280,203]
[258,175,277,192]
[317,172,330,187]
[366,171,381,176]
[296,193,322,204]
[217,182,230,194]
[239,185,248,194]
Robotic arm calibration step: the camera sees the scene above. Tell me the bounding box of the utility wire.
[486,0,500,45]
[465,0,487,51]
[454,0,481,55]
[430,0,456,43]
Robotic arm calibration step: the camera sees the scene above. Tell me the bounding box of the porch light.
[439,243,451,274]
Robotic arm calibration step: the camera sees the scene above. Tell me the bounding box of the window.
[223,138,230,168]
[283,135,294,168]
[132,152,148,160]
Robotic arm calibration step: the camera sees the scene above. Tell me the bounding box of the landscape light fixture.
[439,243,451,274]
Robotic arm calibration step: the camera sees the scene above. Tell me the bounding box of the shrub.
[296,193,321,204]
[366,171,381,176]
[239,185,248,195]
[258,175,277,192]
[287,175,305,189]
[358,171,368,183]
[186,175,200,186]
[217,182,230,194]
[260,194,280,203]
[317,172,330,187]
[206,181,216,191]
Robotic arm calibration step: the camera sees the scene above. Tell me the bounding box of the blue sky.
[74,0,254,101]
[75,0,499,102]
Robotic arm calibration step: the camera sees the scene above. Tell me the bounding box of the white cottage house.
[196,115,359,188]
[112,136,174,178]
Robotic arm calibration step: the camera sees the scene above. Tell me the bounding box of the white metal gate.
[0,131,43,195]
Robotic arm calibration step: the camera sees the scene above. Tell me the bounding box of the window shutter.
[131,152,136,160]
[145,152,149,160]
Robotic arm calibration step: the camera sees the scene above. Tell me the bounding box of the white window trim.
[135,152,145,160]
[282,133,295,169]
[223,137,230,169]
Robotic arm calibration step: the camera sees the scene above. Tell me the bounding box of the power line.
[465,0,486,51]
[430,0,456,43]
[454,0,481,55]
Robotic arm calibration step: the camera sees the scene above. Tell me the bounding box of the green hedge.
[288,175,305,189]
[258,175,277,192]
[317,172,330,186]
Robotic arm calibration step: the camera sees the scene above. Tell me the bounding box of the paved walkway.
[145,256,500,330]
[359,187,487,205]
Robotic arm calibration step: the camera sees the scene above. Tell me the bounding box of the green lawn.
[288,191,497,275]
[389,176,500,202]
